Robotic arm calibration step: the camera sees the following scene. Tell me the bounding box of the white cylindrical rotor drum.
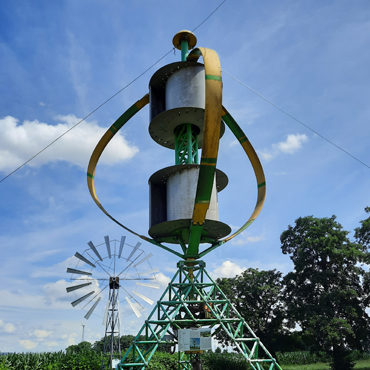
[165,66,205,110]
[166,167,219,222]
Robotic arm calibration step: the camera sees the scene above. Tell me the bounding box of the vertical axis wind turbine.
[86,30,283,370]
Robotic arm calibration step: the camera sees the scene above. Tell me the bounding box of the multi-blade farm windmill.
[66,236,159,369]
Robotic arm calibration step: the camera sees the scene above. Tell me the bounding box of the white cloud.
[39,102,46,107]
[231,232,265,246]
[33,329,52,339]
[258,151,273,161]
[0,288,70,311]
[4,323,16,333]
[0,320,16,333]
[211,261,246,279]
[67,333,77,346]
[154,272,171,289]
[43,277,100,305]
[273,133,308,154]
[31,256,75,278]
[19,339,38,350]
[0,115,139,171]
[44,341,59,347]
[275,172,287,175]
[258,133,309,161]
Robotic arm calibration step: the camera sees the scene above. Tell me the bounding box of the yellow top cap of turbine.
[172,30,197,50]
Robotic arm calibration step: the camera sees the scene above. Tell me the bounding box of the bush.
[147,351,178,370]
[202,351,248,370]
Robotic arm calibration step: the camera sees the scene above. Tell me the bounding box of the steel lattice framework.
[118,261,282,370]
[175,124,199,165]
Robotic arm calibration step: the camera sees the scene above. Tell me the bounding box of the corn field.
[0,350,105,370]
[1,350,370,370]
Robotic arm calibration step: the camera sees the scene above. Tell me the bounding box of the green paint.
[118,262,282,369]
[195,165,216,202]
[87,173,94,179]
[181,39,189,62]
[187,224,203,257]
[199,240,226,258]
[222,111,245,140]
[258,181,266,188]
[112,104,139,131]
[201,157,217,164]
[147,239,184,259]
[174,124,199,165]
[239,136,249,144]
[187,48,202,61]
[205,74,222,81]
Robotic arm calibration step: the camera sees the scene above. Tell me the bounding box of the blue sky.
[0,0,369,353]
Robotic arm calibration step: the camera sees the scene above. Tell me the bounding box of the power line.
[0,48,173,184]
[222,69,370,170]
[0,0,227,184]
[192,0,227,33]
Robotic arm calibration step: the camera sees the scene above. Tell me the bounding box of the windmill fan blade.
[66,282,92,293]
[75,252,96,268]
[118,236,126,259]
[127,242,141,261]
[87,241,103,261]
[84,297,101,320]
[104,235,111,259]
[125,297,141,318]
[133,253,153,267]
[102,300,110,326]
[67,268,92,276]
[138,269,159,275]
[136,282,160,289]
[71,291,95,307]
[132,290,154,305]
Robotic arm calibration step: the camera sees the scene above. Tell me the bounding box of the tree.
[66,341,92,354]
[92,335,146,354]
[355,207,370,247]
[216,268,288,358]
[281,215,370,370]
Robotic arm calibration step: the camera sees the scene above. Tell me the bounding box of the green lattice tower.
[175,124,199,165]
[118,260,282,370]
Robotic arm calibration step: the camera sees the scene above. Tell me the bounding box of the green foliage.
[276,351,330,365]
[281,215,370,370]
[355,207,370,248]
[0,357,11,370]
[202,351,249,370]
[65,341,92,354]
[92,334,146,354]
[0,350,105,370]
[147,351,178,370]
[215,267,288,357]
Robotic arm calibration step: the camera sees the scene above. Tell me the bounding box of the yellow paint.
[86,94,149,240]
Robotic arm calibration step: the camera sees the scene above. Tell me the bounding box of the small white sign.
[112,359,120,369]
[178,328,212,351]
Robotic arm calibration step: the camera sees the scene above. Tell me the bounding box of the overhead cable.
[0,0,227,184]
[222,69,370,170]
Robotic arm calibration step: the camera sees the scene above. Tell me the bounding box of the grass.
[283,359,370,370]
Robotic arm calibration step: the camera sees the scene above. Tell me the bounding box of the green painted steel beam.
[174,124,199,165]
[118,261,283,370]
